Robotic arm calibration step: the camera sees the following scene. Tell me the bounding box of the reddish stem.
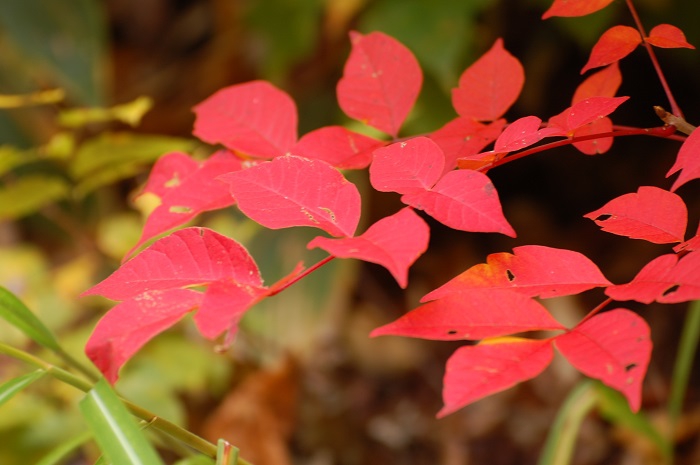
[267,255,336,296]
[578,297,614,326]
[481,124,678,171]
[626,0,684,118]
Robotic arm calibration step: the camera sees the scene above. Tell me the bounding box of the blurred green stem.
[0,341,252,464]
[537,380,597,465]
[668,300,700,439]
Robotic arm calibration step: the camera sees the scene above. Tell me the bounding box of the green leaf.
[0,286,60,350]
[35,431,92,465]
[79,378,166,465]
[595,382,672,460]
[58,96,154,128]
[0,369,45,407]
[174,455,215,465]
[0,175,69,219]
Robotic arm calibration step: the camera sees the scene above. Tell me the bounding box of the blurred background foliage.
[1,0,699,464]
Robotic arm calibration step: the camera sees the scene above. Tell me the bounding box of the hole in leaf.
[506,269,515,282]
[446,330,458,335]
[169,205,193,214]
[625,363,637,372]
[663,284,680,297]
[595,214,612,222]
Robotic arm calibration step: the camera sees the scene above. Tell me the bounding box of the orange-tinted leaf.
[572,63,622,103]
[585,186,687,243]
[542,0,615,19]
[646,24,695,49]
[86,289,203,383]
[431,118,506,172]
[452,39,524,121]
[371,289,565,341]
[581,26,642,74]
[337,31,422,137]
[423,245,611,301]
[555,309,652,412]
[307,207,430,288]
[571,117,614,155]
[291,126,383,170]
[221,155,361,237]
[193,81,297,158]
[667,128,700,191]
[438,338,554,417]
[401,169,516,237]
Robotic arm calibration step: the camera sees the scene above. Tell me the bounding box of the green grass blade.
[0,369,45,406]
[35,431,92,465]
[669,300,700,431]
[79,378,166,465]
[537,380,597,465]
[0,286,60,350]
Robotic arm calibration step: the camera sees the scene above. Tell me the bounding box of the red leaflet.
[646,24,695,49]
[584,186,687,244]
[607,251,700,303]
[370,137,444,194]
[83,228,263,301]
[605,254,678,304]
[438,338,554,418]
[370,289,565,341]
[194,279,268,339]
[675,223,700,253]
[571,117,614,155]
[431,118,506,172]
[555,309,652,412]
[307,207,430,288]
[221,155,361,237]
[86,289,203,384]
[572,63,622,103]
[129,150,243,256]
[452,39,524,121]
[493,116,561,154]
[291,126,383,170]
[667,128,700,191]
[581,26,642,74]
[548,96,629,134]
[192,81,297,158]
[423,245,611,302]
[337,31,422,138]
[542,0,615,19]
[401,169,516,237]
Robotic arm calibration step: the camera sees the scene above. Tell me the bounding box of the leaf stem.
[0,342,253,463]
[578,298,614,326]
[267,255,335,296]
[626,0,684,118]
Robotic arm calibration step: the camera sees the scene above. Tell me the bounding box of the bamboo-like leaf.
[79,378,166,465]
[0,369,45,406]
[0,286,60,350]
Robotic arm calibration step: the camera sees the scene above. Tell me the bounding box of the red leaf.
[584,186,687,243]
[493,116,561,153]
[221,155,361,237]
[452,39,524,121]
[431,118,506,172]
[572,62,622,103]
[438,338,554,417]
[542,0,615,19]
[370,137,444,194]
[193,81,297,158]
[658,251,700,303]
[548,97,629,134]
[571,117,614,155]
[86,289,203,384]
[646,24,695,49]
[370,289,565,341]
[401,169,516,237]
[423,245,611,302]
[307,207,430,288]
[667,128,700,191]
[337,31,422,137]
[555,309,652,412]
[83,227,263,301]
[291,126,383,170]
[605,254,678,304]
[194,279,268,339]
[581,26,642,74]
[675,223,700,253]
[129,150,243,256]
